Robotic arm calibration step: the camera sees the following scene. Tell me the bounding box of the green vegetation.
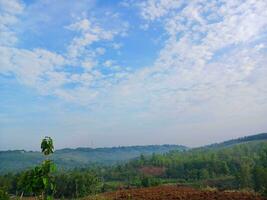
[202,133,267,149]
[0,133,267,199]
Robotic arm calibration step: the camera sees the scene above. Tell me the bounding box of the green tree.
[18,137,56,200]
[139,154,146,166]
[235,160,252,189]
[253,147,267,196]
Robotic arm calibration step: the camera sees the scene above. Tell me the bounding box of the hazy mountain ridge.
[0,144,187,174]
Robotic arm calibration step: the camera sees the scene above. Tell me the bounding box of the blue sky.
[1,0,267,150]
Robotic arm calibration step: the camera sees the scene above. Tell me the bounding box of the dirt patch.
[103,185,266,200]
[139,166,166,176]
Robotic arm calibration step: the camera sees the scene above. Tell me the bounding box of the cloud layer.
[1,0,267,149]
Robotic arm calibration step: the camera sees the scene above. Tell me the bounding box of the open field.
[101,185,266,200]
[10,186,267,200]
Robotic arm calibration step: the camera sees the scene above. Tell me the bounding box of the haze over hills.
[0,144,186,174]
[0,133,267,174]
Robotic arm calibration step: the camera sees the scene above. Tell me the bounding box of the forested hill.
[0,144,187,174]
[202,132,267,149]
[1,133,266,174]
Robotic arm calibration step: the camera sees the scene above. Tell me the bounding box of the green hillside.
[0,145,187,174]
[201,133,267,149]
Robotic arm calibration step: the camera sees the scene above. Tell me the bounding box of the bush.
[141,176,161,187]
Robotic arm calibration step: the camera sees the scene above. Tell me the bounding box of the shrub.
[0,187,9,200]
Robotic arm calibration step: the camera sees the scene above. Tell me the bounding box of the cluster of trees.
[54,171,101,198]
[253,147,267,196]
[0,170,102,199]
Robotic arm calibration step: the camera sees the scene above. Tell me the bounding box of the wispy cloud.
[0,0,24,45]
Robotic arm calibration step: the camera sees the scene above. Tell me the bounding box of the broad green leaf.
[42,177,48,187]
[50,163,56,172]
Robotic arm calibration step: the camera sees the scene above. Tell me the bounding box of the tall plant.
[40,136,56,200]
[19,137,56,200]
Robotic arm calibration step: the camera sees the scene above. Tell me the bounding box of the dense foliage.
[54,170,101,198]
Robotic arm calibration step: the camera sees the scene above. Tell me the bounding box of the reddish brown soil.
[139,166,166,176]
[103,185,266,200]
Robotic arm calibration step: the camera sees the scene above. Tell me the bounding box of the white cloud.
[96,47,106,55]
[105,0,267,124]
[103,60,114,67]
[0,0,24,14]
[66,18,127,59]
[0,1,129,105]
[1,0,267,132]
[139,0,184,21]
[0,46,66,93]
[0,0,24,45]
[81,60,96,71]
[0,0,68,94]
[111,42,122,50]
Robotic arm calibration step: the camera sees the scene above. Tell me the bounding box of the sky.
[0,0,267,150]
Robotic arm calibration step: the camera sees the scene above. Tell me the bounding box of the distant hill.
[1,133,266,174]
[202,132,267,149]
[0,144,187,174]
